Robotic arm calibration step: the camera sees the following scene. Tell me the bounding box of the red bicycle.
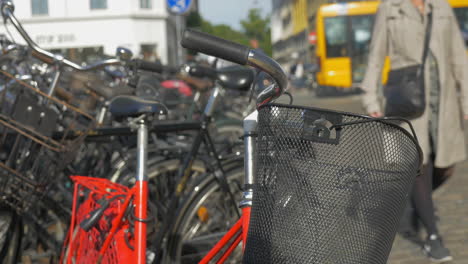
[177,30,423,264]
[60,29,286,264]
[63,28,422,264]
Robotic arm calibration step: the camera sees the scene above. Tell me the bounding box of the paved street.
[286,89,468,264]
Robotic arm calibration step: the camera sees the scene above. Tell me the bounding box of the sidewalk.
[388,153,468,263]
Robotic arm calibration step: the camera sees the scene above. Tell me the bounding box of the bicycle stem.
[240,110,258,208]
[201,110,258,260]
[246,51,288,106]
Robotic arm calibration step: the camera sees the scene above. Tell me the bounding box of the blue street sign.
[167,0,193,15]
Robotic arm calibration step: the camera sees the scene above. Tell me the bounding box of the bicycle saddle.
[216,65,254,91]
[87,83,134,100]
[108,95,167,118]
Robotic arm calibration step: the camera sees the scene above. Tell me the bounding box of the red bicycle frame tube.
[199,206,251,264]
[241,207,251,251]
[98,191,134,262]
[134,180,148,264]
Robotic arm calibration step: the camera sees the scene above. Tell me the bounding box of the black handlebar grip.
[181,29,250,66]
[189,65,217,79]
[133,59,164,73]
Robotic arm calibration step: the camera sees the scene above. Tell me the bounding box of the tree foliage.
[186,8,272,56]
[240,9,272,55]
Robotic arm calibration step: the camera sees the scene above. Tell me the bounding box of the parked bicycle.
[0,1,423,263]
[0,2,252,263]
[171,30,423,263]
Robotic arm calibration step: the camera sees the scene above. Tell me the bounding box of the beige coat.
[361,0,468,167]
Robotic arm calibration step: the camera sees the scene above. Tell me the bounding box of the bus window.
[453,7,468,48]
[324,16,348,58]
[315,1,388,90]
[350,15,374,83]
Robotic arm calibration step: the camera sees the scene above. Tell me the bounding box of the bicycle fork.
[134,118,149,264]
[199,110,257,263]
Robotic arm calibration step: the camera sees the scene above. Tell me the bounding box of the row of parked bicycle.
[0,1,262,263]
[0,1,423,264]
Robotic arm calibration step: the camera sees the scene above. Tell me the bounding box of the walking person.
[361,0,468,262]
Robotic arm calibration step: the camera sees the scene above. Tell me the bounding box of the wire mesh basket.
[244,104,422,264]
[0,70,96,214]
[61,176,133,264]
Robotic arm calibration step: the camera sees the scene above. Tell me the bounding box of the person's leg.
[397,198,420,242]
[432,165,456,191]
[412,164,438,235]
[413,162,452,261]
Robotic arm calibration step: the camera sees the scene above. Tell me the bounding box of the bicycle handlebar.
[1,1,120,71]
[181,29,288,106]
[181,29,250,65]
[132,59,178,74]
[133,59,163,73]
[186,64,217,79]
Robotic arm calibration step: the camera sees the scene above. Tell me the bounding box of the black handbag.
[384,7,433,119]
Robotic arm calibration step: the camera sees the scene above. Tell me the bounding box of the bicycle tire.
[112,158,206,189]
[0,207,23,264]
[214,120,244,143]
[164,167,244,264]
[110,157,207,250]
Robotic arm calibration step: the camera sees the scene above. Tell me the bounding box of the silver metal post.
[175,15,184,65]
[136,120,148,182]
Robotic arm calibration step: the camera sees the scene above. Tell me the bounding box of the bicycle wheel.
[112,157,206,202]
[164,167,244,264]
[0,206,22,264]
[214,119,243,143]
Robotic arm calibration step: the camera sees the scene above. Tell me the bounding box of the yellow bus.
[451,0,468,48]
[315,0,468,95]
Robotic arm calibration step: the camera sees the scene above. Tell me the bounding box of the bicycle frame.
[152,83,240,260]
[61,84,237,262]
[63,117,151,264]
[64,84,241,262]
[199,110,257,263]
[134,119,149,264]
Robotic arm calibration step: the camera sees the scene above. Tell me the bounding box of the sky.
[198,0,272,31]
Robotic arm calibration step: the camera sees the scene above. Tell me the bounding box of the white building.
[0,0,182,64]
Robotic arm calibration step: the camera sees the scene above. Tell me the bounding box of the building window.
[31,0,48,15]
[140,0,152,9]
[140,44,157,61]
[90,0,107,10]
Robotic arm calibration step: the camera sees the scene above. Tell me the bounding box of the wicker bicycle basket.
[0,70,96,214]
[244,104,422,264]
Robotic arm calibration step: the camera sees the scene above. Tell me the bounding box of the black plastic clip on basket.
[0,70,96,214]
[244,103,422,264]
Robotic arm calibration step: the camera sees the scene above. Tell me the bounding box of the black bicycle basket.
[243,104,422,264]
[0,70,95,214]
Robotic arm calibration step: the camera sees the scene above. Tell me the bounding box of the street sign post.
[166,0,193,65]
[166,0,193,15]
